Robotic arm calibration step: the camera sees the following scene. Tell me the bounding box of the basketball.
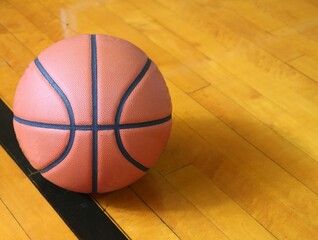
[12,34,172,193]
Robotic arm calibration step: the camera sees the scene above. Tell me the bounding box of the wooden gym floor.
[1,0,318,239]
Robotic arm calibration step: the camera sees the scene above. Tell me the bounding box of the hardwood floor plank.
[289,54,318,83]
[194,158,318,239]
[0,58,20,107]
[0,1,53,56]
[155,114,218,175]
[94,187,179,240]
[0,199,29,240]
[154,0,318,118]
[166,80,318,232]
[131,170,229,240]
[7,0,76,42]
[0,33,34,76]
[191,85,318,194]
[0,147,76,239]
[166,166,277,240]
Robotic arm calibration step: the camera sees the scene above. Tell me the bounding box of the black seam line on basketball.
[115,58,151,172]
[13,115,172,130]
[91,34,98,193]
[34,58,76,174]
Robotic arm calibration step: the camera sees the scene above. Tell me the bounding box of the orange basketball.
[13,34,172,193]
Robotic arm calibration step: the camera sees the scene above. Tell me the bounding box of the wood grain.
[0,147,76,239]
[0,199,29,240]
[1,0,318,239]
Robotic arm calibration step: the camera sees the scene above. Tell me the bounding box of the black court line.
[0,99,128,240]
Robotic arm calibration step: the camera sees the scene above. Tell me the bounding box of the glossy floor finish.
[1,0,318,239]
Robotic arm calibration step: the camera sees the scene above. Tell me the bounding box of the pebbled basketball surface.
[13,34,172,193]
